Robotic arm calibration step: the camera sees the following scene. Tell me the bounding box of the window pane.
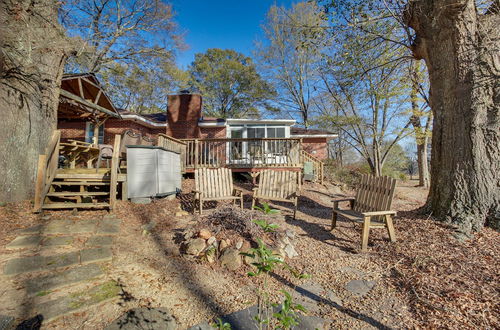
[267,127,276,138]
[255,128,265,138]
[276,127,285,137]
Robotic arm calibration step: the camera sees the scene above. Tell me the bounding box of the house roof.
[117,109,167,128]
[290,127,338,138]
[59,73,120,120]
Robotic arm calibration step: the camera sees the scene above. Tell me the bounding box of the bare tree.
[255,2,329,128]
[0,0,73,202]
[61,0,183,112]
[408,60,431,187]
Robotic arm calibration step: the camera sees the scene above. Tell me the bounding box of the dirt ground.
[0,178,498,329]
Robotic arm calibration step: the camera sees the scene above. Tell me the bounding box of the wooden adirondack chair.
[331,174,397,252]
[194,168,244,214]
[252,170,301,219]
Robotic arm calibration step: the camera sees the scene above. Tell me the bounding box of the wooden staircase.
[300,150,325,184]
[34,131,122,212]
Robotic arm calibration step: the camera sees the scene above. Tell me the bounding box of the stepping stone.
[6,235,43,250]
[3,251,79,275]
[42,236,74,247]
[80,247,113,264]
[69,220,98,234]
[34,281,120,322]
[97,219,120,235]
[105,307,177,330]
[0,314,14,330]
[292,281,327,313]
[189,305,330,330]
[25,263,104,295]
[43,220,73,235]
[85,236,113,247]
[345,279,376,297]
[16,224,44,235]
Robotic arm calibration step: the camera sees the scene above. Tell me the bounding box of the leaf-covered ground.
[0,179,498,329]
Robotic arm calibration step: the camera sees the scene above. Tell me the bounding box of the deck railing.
[157,134,187,173]
[33,130,61,212]
[181,138,302,169]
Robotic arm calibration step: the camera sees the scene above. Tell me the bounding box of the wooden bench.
[252,170,301,219]
[194,168,244,214]
[332,174,397,252]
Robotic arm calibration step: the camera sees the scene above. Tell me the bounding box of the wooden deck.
[182,138,303,171]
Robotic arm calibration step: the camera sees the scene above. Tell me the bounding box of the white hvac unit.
[126,146,181,199]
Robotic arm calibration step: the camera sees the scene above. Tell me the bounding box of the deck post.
[110,135,121,210]
[194,139,199,169]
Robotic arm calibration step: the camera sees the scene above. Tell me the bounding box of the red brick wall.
[200,126,226,139]
[58,121,86,142]
[167,94,202,139]
[104,119,165,145]
[301,137,329,160]
[58,119,166,146]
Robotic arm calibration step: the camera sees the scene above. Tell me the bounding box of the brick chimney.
[166,92,202,139]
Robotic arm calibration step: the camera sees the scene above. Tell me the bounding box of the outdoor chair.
[194,168,244,214]
[331,174,397,252]
[252,170,301,219]
[95,144,113,171]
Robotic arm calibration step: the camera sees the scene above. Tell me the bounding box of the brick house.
[57,78,336,160]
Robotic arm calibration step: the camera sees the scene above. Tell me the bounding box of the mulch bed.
[371,211,499,328]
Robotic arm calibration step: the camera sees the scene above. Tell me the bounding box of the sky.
[171,0,294,68]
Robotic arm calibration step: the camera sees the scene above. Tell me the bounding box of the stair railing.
[300,150,324,184]
[109,134,121,210]
[157,133,187,173]
[33,130,61,212]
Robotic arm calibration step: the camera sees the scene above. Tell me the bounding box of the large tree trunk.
[0,0,71,202]
[405,0,500,235]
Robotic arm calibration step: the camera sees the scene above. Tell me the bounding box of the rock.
[284,244,299,258]
[240,240,251,252]
[207,236,216,245]
[41,215,51,220]
[0,202,7,207]
[184,230,194,240]
[206,247,216,263]
[219,239,230,252]
[326,290,343,307]
[186,238,206,256]
[235,239,243,250]
[345,280,376,297]
[285,229,296,239]
[198,229,211,239]
[105,307,177,330]
[175,211,189,217]
[0,314,14,329]
[219,248,242,271]
[142,221,157,232]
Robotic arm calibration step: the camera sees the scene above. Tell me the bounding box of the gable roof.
[59,73,120,119]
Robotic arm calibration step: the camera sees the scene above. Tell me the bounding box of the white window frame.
[85,122,105,144]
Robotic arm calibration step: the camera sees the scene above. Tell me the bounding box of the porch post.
[194,139,199,169]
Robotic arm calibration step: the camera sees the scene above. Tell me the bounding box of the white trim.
[291,134,338,138]
[120,114,167,128]
[225,118,296,125]
[198,121,226,127]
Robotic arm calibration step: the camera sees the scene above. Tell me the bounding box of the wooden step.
[46,192,109,197]
[51,181,110,186]
[55,173,110,180]
[41,202,110,209]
